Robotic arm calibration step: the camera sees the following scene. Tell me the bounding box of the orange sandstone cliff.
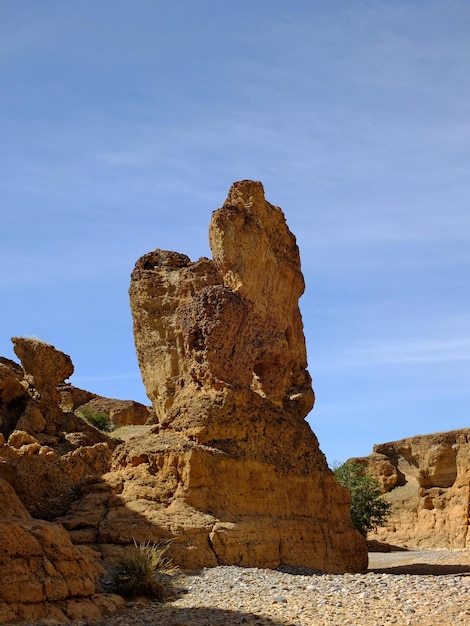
[350,429,470,549]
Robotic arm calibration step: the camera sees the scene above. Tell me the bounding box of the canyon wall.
[350,429,470,549]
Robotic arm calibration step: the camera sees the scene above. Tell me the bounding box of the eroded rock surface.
[350,429,470,549]
[0,339,134,623]
[125,180,367,572]
[0,182,368,625]
[0,478,124,624]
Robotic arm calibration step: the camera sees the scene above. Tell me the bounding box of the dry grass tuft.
[111,539,176,600]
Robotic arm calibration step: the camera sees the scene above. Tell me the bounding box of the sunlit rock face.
[128,180,367,572]
[351,429,470,550]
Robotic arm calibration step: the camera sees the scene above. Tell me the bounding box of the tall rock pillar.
[128,180,367,572]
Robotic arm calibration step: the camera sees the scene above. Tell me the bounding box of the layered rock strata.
[350,429,470,549]
[126,180,367,572]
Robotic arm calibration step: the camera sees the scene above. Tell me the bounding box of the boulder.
[12,337,73,404]
[5,337,74,436]
[351,429,470,549]
[124,180,367,572]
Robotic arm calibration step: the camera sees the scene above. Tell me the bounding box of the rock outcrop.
[124,180,367,572]
[0,337,119,520]
[0,477,124,624]
[0,338,125,623]
[0,181,368,625]
[350,429,470,549]
[58,383,153,427]
[76,396,152,427]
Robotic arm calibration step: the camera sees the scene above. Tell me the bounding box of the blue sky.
[2,1,469,464]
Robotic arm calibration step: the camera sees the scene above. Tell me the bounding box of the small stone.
[272,595,288,603]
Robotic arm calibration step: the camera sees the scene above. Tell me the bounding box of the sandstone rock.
[4,337,74,437]
[0,435,114,519]
[0,356,23,378]
[0,181,366,625]
[0,478,124,625]
[125,180,367,572]
[0,362,29,437]
[16,403,47,433]
[0,345,131,622]
[0,338,120,450]
[77,397,151,427]
[0,362,25,403]
[8,429,41,448]
[348,452,399,493]
[352,429,470,549]
[12,336,73,402]
[0,341,121,523]
[57,383,97,412]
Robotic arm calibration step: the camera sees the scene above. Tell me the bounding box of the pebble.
[89,562,470,626]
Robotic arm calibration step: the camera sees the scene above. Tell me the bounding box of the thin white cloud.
[318,336,470,371]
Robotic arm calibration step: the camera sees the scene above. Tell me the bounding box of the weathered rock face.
[0,338,118,519]
[2,337,75,439]
[127,180,367,572]
[58,383,153,427]
[350,429,470,549]
[12,336,74,403]
[76,397,152,427]
[0,478,124,624]
[0,341,128,623]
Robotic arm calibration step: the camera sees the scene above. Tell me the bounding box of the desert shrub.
[79,409,114,432]
[333,462,391,537]
[111,540,176,599]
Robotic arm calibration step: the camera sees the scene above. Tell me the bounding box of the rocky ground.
[86,550,470,626]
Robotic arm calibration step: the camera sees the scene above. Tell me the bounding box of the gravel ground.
[92,550,470,626]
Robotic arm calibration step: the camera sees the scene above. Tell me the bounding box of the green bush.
[111,540,176,600]
[79,409,114,432]
[333,462,391,537]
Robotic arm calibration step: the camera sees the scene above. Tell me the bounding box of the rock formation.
[0,338,119,519]
[350,429,470,549]
[58,383,153,427]
[125,180,367,572]
[0,478,124,624]
[0,181,368,623]
[0,338,127,623]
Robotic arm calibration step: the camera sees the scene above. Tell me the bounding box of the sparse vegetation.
[333,461,391,537]
[78,408,114,432]
[110,540,176,599]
